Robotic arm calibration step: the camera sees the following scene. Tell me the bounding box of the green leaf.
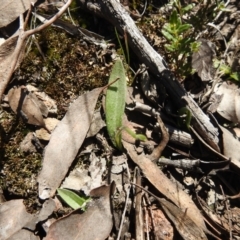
[57,188,91,210]
[106,59,126,149]
[190,41,201,52]
[219,64,231,75]
[230,72,240,81]
[182,4,194,13]
[177,24,192,34]
[165,44,176,52]
[177,107,192,130]
[170,10,180,26]
[161,28,175,41]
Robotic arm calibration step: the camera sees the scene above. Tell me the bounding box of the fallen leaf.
[8,86,46,127]
[26,84,58,115]
[158,198,207,240]
[220,125,240,170]
[8,199,55,240]
[214,82,240,123]
[45,183,114,240]
[123,141,206,231]
[86,109,106,138]
[0,0,37,28]
[0,199,33,239]
[37,88,102,199]
[7,229,39,240]
[192,38,215,82]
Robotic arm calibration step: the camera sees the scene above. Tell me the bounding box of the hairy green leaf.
[106,59,126,149]
[230,72,240,81]
[57,188,90,210]
[177,24,192,34]
[170,10,180,26]
[161,29,175,41]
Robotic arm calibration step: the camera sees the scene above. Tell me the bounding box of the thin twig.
[117,155,131,240]
[220,185,232,240]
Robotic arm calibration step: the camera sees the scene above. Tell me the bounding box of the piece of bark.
[77,0,220,152]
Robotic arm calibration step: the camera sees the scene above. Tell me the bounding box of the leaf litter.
[2,0,240,239]
[37,87,103,200]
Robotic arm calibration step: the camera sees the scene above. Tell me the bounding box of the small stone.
[35,118,59,141]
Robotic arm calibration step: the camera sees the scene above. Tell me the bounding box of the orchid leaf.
[106,59,126,149]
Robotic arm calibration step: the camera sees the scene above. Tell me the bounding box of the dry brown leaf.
[192,38,215,82]
[220,125,240,170]
[123,141,207,232]
[7,229,39,240]
[45,183,114,240]
[8,86,46,127]
[158,198,207,240]
[37,88,102,199]
[0,0,37,28]
[0,199,34,239]
[214,82,240,123]
[26,84,58,115]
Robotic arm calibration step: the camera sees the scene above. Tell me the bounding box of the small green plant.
[161,8,198,77]
[105,59,147,150]
[57,188,91,210]
[105,59,127,150]
[214,59,240,82]
[161,0,226,78]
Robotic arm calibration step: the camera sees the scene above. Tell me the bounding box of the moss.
[0,6,114,212]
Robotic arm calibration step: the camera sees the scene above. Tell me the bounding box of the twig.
[116,155,131,240]
[149,115,169,161]
[144,191,157,239]
[142,196,150,240]
[220,185,232,240]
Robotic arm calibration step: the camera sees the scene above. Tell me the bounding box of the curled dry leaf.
[8,86,46,127]
[38,88,103,199]
[45,183,114,240]
[26,84,58,115]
